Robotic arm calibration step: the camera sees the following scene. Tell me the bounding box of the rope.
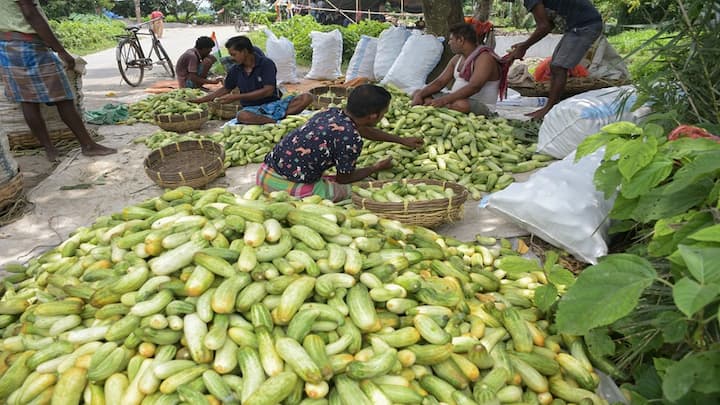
[0,193,33,226]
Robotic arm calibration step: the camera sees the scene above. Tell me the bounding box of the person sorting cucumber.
[257,84,424,202]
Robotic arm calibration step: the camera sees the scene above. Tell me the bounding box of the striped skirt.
[256,163,351,202]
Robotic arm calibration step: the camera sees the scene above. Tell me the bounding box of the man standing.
[176,36,222,89]
[0,0,116,161]
[193,36,313,124]
[504,0,603,120]
[257,85,423,202]
[412,23,503,117]
[150,9,164,39]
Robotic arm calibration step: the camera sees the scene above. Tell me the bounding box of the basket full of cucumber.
[352,179,468,228]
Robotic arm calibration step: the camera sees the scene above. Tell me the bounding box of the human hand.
[373,157,393,171]
[506,44,528,62]
[211,78,223,85]
[402,137,424,149]
[411,93,424,106]
[426,96,449,108]
[58,51,75,70]
[215,94,234,104]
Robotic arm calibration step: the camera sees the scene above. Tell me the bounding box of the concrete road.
[82,24,250,110]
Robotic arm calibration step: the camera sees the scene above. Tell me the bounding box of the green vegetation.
[49,14,126,56]
[607,28,670,81]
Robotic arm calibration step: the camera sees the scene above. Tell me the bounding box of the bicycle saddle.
[126,26,140,32]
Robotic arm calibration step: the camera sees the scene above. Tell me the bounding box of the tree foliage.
[39,0,113,19]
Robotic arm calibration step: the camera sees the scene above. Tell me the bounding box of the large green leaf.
[593,160,623,199]
[632,179,713,222]
[555,254,656,335]
[585,329,615,357]
[496,256,542,274]
[604,137,628,161]
[643,122,665,139]
[548,266,575,287]
[664,137,720,161]
[688,224,720,243]
[663,351,720,401]
[672,277,720,317]
[610,193,640,220]
[652,311,688,343]
[618,137,658,180]
[664,150,720,194]
[678,245,720,284]
[575,132,614,160]
[533,284,557,313]
[620,156,674,199]
[647,212,715,257]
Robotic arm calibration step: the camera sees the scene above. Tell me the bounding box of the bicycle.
[232,12,251,32]
[116,18,175,87]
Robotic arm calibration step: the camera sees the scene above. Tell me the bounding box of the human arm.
[358,126,424,149]
[215,84,276,104]
[428,52,499,107]
[505,1,553,62]
[191,87,230,103]
[17,0,75,69]
[335,158,393,184]
[411,56,458,105]
[187,72,222,87]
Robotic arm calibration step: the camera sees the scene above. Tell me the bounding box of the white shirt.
[449,55,500,112]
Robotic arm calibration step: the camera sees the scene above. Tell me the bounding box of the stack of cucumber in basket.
[0,186,611,405]
[353,181,456,203]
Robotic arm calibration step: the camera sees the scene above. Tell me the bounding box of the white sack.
[538,86,649,159]
[373,26,410,81]
[485,149,614,264]
[345,35,378,82]
[306,29,343,80]
[264,29,299,84]
[380,33,444,95]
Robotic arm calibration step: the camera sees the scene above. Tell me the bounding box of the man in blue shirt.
[504,0,603,120]
[193,36,313,124]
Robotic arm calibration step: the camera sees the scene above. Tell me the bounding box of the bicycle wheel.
[116,39,144,87]
[235,19,244,32]
[154,41,175,78]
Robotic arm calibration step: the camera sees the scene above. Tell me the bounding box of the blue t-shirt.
[524,0,602,29]
[224,52,280,106]
[265,108,363,183]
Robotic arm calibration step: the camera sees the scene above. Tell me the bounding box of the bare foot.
[525,108,548,121]
[44,146,60,162]
[81,143,117,156]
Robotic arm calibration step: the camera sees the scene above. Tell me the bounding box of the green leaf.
[688,224,720,243]
[647,212,715,258]
[575,132,614,160]
[652,311,688,343]
[604,137,628,161]
[618,137,658,180]
[585,329,615,357]
[643,122,665,138]
[543,251,559,272]
[672,277,720,317]
[555,254,656,335]
[608,219,636,234]
[593,160,623,199]
[496,256,542,274]
[548,267,576,287]
[664,137,720,161]
[610,193,640,220]
[620,156,674,199]
[664,150,720,194]
[663,352,720,401]
[533,284,557,312]
[601,121,643,135]
[632,179,713,222]
[678,245,720,284]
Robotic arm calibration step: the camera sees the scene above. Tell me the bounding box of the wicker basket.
[0,172,24,214]
[509,77,630,98]
[208,101,242,120]
[310,86,352,109]
[155,109,209,133]
[144,140,225,188]
[352,179,469,228]
[7,129,75,150]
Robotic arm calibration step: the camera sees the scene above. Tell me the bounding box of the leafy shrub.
[248,11,276,26]
[607,28,669,81]
[49,15,126,55]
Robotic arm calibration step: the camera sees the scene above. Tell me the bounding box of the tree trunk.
[474,0,493,22]
[133,0,141,23]
[422,0,464,80]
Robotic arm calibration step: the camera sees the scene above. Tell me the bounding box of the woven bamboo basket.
[352,179,468,228]
[310,86,352,109]
[155,109,209,133]
[7,128,75,150]
[0,172,24,214]
[208,101,242,120]
[144,140,225,188]
[510,77,630,98]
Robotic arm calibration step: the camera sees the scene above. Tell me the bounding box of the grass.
[607,28,671,80]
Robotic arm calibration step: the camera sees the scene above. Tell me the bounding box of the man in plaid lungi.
[0,0,116,161]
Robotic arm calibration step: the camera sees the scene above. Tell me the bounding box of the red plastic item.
[533,57,589,82]
[667,125,720,143]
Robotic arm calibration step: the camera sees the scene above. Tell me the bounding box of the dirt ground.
[2,25,544,267]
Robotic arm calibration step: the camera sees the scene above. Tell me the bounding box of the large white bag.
[345,35,378,82]
[373,26,410,81]
[264,29,299,84]
[306,29,343,80]
[380,33,444,95]
[485,149,614,264]
[538,86,649,158]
